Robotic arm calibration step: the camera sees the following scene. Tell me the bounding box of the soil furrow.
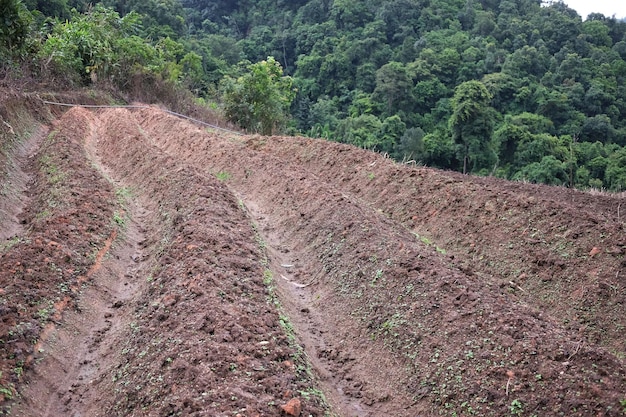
[250,136,626,355]
[244,200,377,416]
[78,107,328,416]
[0,125,47,242]
[11,210,149,417]
[2,100,625,417]
[1,108,118,414]
[131,107,626,416]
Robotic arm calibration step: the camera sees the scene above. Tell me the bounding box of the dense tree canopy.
[3,0,626,191]
[0,0,30,55]
[449,80,496,174]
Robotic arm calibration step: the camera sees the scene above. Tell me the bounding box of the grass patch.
[113,210,127,228]
[215,171,232,181]
[111,186,133,231]
[39,154,66,186]
[0,236,23,253]
[115,186,133,202]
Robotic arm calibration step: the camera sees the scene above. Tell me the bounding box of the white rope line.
[39,98,243,135]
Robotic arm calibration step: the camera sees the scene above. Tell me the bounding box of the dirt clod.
[281,397,302,416]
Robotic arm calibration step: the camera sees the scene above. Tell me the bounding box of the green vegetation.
[509,399,524,416]
[214,170,231,181]
[0,382,14,400]
[221,57,295,135]
[0,236,22,253]
[114,186,133,202]
[0,0,30,58]
[112,210,126,227]
[3,0,626,190]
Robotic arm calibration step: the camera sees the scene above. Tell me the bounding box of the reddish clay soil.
[1,92,625,417]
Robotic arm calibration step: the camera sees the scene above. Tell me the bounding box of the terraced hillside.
[1,91,625,416]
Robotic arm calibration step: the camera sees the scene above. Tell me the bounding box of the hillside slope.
[0,95,625,416]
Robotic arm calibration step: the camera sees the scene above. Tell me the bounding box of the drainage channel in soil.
[0,125,48,242]
[130,107,422,415]
[11,204,150,417]
[10,115,153,417]
[244,200,373,417]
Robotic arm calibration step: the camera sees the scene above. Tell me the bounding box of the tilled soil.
[0,98,625,417]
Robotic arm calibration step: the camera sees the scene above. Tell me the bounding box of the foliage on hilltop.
[2,0,626,190]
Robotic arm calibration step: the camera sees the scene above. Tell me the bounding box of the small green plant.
[37,307,51,321]
[35,209,52,220]
[299,387,326,402]
[39,154,66,185]
[620,398,626,413]
[0,384,13,400]
[279,314,295,338]
[510,399,523,416]
[379,312,405,337]
[115,186,132,201]
[113,210,127,227]
[215,171,232,181]
[0,236,21,253]
[370,269,383,287]
[13,362,23,378]
[367,172,375,180]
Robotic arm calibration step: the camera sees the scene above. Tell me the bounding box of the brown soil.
[1,92,625,417]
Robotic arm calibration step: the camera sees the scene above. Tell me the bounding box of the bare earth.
[1,94,625,417]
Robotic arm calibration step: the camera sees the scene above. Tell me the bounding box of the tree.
[398,127,425,161]
[0,0,30,55]
[493,120,532,170]
[421,130,457,168]
[39,6,120,81]
[412,79,449,114]
[581,114,615,142]
[101,0,187,38]
[582,20,612,48]
[179,51,205,93]
[379,115,406,155]
[513,155,568,185]
[513,132,568,168]
[449,80,496,174]
[330,0,374,30]
[23,0,70,18]
[604,147,626,191]
[335,114,382,149]
[221,56,295,135]
[373,61,412,115]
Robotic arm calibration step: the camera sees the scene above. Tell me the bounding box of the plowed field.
[1,94,625,417]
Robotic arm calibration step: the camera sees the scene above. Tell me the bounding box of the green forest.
[2,0,626,190]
